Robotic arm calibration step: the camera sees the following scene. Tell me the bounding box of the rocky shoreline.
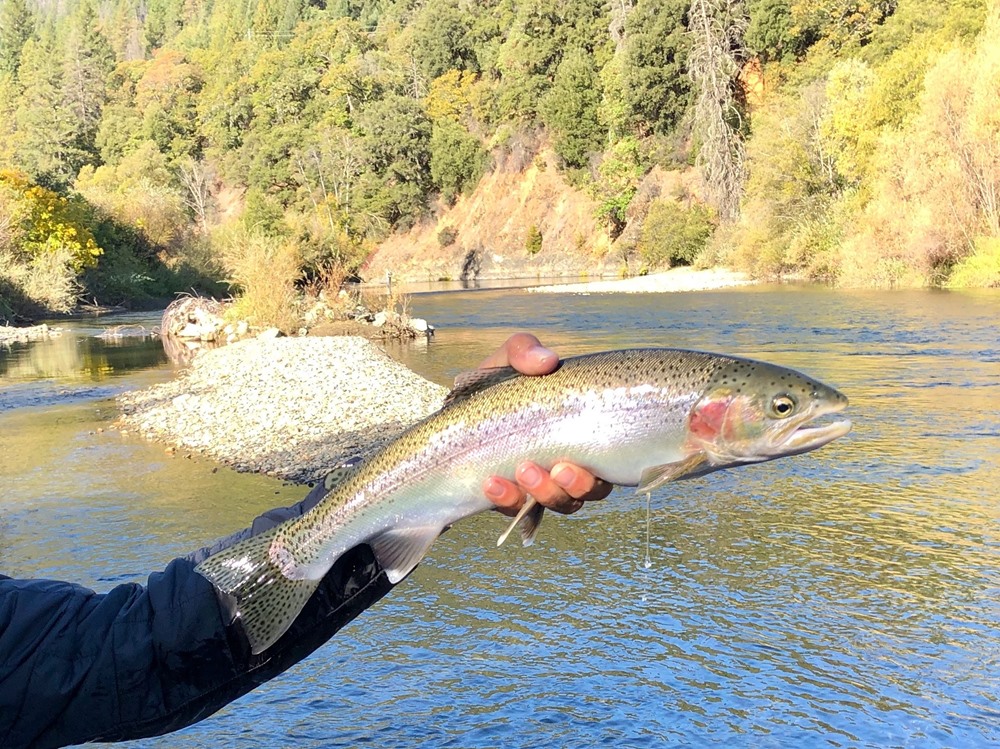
[116,336,447,483]
[0,323,62,345]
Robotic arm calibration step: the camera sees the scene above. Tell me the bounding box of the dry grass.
[217,228,302,333]
[0,247,80,313]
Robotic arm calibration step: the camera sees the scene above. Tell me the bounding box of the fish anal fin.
[444,366,521,406]
[637,454,707,494]
[370,525,444,584]
[496,497,546,548]
[519,501,545,547]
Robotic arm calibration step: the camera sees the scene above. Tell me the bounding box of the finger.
[514,462,584,515]
[482,475,526,517]
[479,333,559,375]
[550,462,614,502]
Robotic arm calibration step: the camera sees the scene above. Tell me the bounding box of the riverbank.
[0,323,62,345]
[529,267,755,294]
[116,336,446,483]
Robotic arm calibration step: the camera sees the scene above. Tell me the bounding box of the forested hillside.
[0,0,996,321]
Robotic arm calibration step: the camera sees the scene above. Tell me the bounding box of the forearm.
[0,479,392,749]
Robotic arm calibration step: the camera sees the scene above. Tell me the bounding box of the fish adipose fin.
[496,497,545,548]
[637,454,707,494]
[195,527,323,655]
[370,525,444,584]
[444,366,521,406]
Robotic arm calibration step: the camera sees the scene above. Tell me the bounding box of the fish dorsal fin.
[496,497,546,548]
[322,456,364,491]
[444,366,520,406]
[370,524,444,584]
[637,454,707,494]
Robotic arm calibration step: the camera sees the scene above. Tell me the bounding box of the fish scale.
[196,348,850,654]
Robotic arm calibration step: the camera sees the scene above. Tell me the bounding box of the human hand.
[478,333,613,517]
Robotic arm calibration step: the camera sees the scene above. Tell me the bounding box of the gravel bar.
[116,336,447,483]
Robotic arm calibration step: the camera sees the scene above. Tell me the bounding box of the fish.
[195,348,851,654]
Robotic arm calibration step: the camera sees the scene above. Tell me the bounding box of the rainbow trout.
[196,349,850,653]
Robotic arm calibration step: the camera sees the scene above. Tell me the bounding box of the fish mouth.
[774,400,852,456]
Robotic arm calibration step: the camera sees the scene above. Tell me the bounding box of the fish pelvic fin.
[195,527,323,655]
[637,453,707,494]
[496,497,545,548]
[370,524,444,584]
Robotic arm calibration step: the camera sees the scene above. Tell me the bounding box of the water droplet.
[644,491,652,569]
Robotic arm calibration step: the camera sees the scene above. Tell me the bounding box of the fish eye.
[770,394,796,418]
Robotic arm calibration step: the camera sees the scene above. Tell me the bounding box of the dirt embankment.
[364,141,703,284]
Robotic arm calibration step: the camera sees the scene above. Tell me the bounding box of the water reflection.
[2,288,1000,747]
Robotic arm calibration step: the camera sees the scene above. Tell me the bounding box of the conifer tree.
[63,0,114,165]
[14,36,82,186]
[0,0,34,75]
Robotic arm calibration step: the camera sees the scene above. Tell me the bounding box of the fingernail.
[531,345,558,366]
[519,464,543,488]
[484,477,505,499]
[553,466,574,488]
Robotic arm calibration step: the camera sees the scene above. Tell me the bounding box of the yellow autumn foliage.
[0,169,102,272]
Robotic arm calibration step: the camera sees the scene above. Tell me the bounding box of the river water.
[2,286,999,747]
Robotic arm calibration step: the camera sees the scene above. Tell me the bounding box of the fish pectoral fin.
[637,454,707,494]
[496,497,545,548]
[370,525,444,584]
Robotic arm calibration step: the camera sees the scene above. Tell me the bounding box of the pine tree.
[0,0,34,75]
[63,0,114,166]
[539,48,604,168]
[14,36,83,187]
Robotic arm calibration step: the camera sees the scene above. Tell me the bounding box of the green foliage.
[437,226,457,247]
[63,0,115,165]
[746,0,804,62]
[13,36,83,188]
[947,237,1000,288]
[525,224,543,255]
[495,0,610,120]
[622,0,691,135]
[0,0,991,307]
[430,120,485,203]
[539,48,603,169]
[638,200,716,269]
[0,0,33,75]
[412,0,477,80]
[592,136,645,238]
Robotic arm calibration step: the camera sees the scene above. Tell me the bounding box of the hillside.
[1,0,998,324]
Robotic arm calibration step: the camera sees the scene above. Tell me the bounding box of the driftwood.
[160,296,228,365]
[161,296,227,340]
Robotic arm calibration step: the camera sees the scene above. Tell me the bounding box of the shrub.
[437,226,458,247]
[525,224,543,255]
[947,236,1000,288]
[637,200,716,269]
[217,228,302,333]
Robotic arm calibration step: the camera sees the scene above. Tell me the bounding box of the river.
[2,286,999,747]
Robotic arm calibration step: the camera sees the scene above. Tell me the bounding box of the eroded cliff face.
[362,144,610,283]
[363,141,703,283]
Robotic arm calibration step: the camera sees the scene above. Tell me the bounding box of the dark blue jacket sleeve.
[0,481,394,749]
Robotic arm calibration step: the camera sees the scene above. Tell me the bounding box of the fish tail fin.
[195,527,322,655]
